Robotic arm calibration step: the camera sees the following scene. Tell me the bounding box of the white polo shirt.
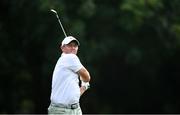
[50,53,83,105]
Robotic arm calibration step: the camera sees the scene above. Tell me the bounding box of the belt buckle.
[71,103,78,109]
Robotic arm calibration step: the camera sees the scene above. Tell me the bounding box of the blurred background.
[0,0,180,114]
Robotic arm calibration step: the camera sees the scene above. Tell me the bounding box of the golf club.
[50,9,67,37]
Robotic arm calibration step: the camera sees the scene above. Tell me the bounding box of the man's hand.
[81,81,90,90]
[80,81,90,96]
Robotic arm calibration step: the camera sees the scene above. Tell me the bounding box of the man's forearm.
[80,86,87,96]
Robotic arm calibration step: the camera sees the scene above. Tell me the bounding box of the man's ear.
[61,45,64,50]
[60,45,64,52]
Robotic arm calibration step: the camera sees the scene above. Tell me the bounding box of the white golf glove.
[81,81,90,90]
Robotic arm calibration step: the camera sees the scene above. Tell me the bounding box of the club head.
[50,9,57,14]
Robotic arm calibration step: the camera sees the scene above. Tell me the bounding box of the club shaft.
[55,14,67,37]
[51,9,67,37]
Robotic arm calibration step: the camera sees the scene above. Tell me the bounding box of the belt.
[51,103,79,109]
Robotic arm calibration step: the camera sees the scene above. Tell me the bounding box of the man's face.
[61,41,78,54]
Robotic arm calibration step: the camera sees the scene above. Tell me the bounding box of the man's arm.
[77,67,91,82]
[77,67,91,95]
[80,86,87,96]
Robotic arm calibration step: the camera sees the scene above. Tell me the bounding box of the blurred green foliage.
[0,0,180,114]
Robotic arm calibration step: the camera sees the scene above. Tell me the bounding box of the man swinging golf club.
[48,9,91,115]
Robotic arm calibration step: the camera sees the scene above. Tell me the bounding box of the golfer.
[48,36,91,115]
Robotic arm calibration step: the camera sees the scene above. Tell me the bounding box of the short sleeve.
[66,54,83,72]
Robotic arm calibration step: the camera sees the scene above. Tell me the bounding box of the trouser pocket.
[48,105,66,114]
